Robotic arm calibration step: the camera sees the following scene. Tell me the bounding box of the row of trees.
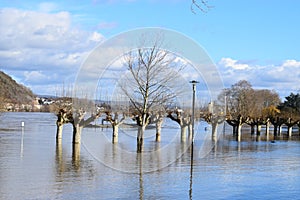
[53,38,299,153]
[53,38,194,152]
[218,80,300,141]
[54,82,300,152]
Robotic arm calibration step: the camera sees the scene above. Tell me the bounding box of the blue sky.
[0,0,300,99]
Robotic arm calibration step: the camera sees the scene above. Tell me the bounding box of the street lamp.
[190,80,199,143]
[189,80,198,199]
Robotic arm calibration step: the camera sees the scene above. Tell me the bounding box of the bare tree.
[219,80,253,140]
[117,37,185,152]
[104,111,126,143]
[51,96,101,144]
[167,109,192,142]
[50,97,73,141]
[71,107,101,144]
[151,111,165,142]
[245,89,280,137]
[202,112,224,141]
[219,80,281,141]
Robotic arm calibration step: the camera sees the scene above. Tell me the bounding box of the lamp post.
[190,80,199,144]
[189,80,198,199]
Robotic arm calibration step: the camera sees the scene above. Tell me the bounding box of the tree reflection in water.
[54,140,96,193]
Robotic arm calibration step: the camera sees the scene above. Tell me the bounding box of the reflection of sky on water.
[0,112,299,200]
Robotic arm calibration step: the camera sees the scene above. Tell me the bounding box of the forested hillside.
[0,71,35,105]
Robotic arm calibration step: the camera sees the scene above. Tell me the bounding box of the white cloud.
[24,71,48,83]
[219,57,250,70]
[89,32,103,42]
[282,59,300,68]
[0,8,104,52]
[0,9,71,48]
[173,56,189,65]
[217,57,300,98]
[0,8,105,94]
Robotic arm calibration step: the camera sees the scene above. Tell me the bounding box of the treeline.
[53,80,300,146]
[219,80,300,140]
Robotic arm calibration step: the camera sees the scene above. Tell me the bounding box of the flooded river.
[0,112,299,199]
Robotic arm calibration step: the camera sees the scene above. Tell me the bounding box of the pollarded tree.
[220,80,253,140]
[50,97,73,141]
[151,111,165,142]
[51,97,101,144]
[167,109,192,142]
[267,105,284,136]
[219,80,254,118]
[203,112,224,141]
[117,37,185,152]
[219,80,281,140]
[104,111,126,143]
[247,89,281,136]
[71,107,102,144]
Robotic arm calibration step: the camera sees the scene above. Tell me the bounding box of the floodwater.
[0,112,299,200]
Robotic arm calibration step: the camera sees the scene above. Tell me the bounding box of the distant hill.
[0,71,35,104]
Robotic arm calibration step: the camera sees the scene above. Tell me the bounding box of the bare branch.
[116,34,189,134]
[191,0,213,14]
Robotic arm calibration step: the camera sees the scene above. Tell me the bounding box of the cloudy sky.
[0,0,300,99]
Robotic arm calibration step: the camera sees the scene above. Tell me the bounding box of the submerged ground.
[0,112,299,200]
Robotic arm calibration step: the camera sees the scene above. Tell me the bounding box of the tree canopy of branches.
[226,80,254,118]
[219,80,281,140]
[220,80,280,119]
[51,97,101,144]
[117,37,185,152]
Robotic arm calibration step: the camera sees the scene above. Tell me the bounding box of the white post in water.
[21,122,25,158]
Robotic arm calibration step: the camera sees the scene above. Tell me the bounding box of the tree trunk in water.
[273,124,278,137]
[55,140,64,173]
[288,126,293,137]
[73,124,83,144]
[180,125,187,142]
[232,125,237,136]
[155,120,163,142]
[250,125,255,135]
[56,122,63,140]
[72,143,81,170]
[137,126,145,153]
[155,129,161,142]
[236,124,242,142]
[212,122,218,141]
[265,122,270,141]
[188,124,193,141]
[256,134,261,142]
[279,125,282,136]
[112,124,119,143]
[256,125,261,136]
